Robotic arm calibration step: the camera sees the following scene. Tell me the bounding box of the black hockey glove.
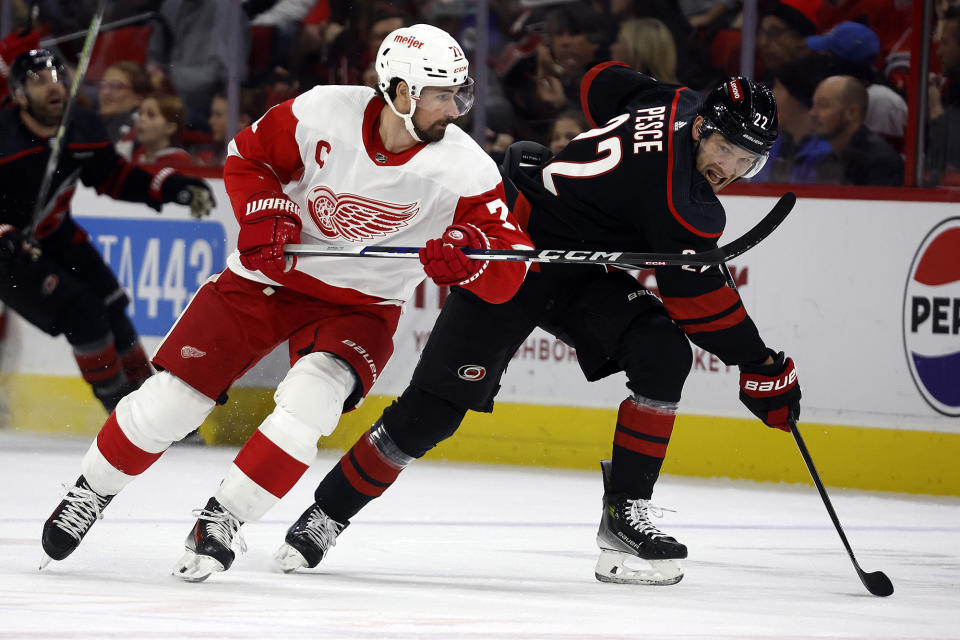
[738,349,801,432]
[160,173,216,219]
[0,224,29,261]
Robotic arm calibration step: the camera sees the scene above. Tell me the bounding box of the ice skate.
[40,476,114,569]
[594,461,686,585]
[274,503,348,573]
[173,497,245,582]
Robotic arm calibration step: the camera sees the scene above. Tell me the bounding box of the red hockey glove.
[0,29,39,100]
[738,349,801,432]
[237,195,302,275]
[419,224,489,286]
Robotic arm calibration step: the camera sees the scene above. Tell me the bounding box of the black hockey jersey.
[0,106,165,239]
[514,62,768,365]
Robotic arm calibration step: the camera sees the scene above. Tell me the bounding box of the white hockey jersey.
[223,85,531,305]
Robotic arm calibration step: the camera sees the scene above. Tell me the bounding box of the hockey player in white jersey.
[40,24,533,582]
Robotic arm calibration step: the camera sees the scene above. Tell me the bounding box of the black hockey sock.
[610,396,676,499]
[315,420,415,523]
[118,341,153,387]
[72,334,127,412]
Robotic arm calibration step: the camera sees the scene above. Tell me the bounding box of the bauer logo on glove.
[738,349,801,431]
[741,367,798,393]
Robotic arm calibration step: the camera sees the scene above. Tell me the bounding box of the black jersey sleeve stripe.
[665,88,723,240]
[671,299,744,328]
[0,146,45,167]
[579,61,631,129]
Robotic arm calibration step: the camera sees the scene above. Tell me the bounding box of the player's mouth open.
[705,167,726,185]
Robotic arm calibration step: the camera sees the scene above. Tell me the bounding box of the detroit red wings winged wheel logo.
[307,186,420,241]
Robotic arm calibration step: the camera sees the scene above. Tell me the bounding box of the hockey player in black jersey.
[0,49,215,411]
[274,63,802,585]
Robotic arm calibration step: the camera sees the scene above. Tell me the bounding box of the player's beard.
[27,93,65,128]
[413,118,455,143]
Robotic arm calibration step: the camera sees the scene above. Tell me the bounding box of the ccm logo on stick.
[537,249,623,261]
[743,369,797,393]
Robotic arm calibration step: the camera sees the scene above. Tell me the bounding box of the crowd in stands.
[2,0,959,187]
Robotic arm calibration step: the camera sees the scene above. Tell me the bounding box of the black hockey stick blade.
[284,192,797,268]
[789,419,894,597]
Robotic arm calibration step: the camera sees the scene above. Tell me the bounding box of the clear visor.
[415,77,475,117]
[25,67,66,88]
[740,153,769,179]
[700,122,768,179]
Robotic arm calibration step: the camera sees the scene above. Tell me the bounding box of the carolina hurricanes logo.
[307,186,420,241]
[41,274,59,296]
[457,365,486,381]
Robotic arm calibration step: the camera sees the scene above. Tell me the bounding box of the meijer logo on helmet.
[394,34,425,48]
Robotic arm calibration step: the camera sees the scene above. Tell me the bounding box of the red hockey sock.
[96,411,164,476]
[611,396,677,498]
[118,342,153,386]
[233,430,309,498]
[339,430,406,499]
[74,340,123,387]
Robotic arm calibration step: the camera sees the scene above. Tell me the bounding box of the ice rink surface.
[1,429,957,639]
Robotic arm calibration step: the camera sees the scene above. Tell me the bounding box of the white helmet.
[375,23,475,141]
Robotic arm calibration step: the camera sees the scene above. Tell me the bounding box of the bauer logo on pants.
[903,217,960,416]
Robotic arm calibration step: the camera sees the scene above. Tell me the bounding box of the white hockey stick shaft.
[28,0,108,240]
[284,193,796,269]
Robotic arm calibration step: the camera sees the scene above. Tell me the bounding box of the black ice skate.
[173,497,245,582]
[40,476,114,569]
[595,460,687,585]
[273,503,348,573]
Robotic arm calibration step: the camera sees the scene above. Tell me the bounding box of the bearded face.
[17,69,68,128]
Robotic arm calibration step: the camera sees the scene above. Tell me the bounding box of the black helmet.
[10,48,67,93]
[699,77,778,176]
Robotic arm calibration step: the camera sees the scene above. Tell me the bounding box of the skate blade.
[273,543,308,573]
[594,549,684,586]
[39,553,53,570]
[173,549,225,583]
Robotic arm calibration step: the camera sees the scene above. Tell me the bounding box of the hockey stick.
[788,418,894,597]
[284,192,796,269]
[40,11,155,47]
[26,0,108,242]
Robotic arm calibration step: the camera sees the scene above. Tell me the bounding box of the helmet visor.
[416,77,475,117]
[26,67,66,88]
[700,120,769,179]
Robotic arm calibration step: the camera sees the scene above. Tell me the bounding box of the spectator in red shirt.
[131,94,195,168]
